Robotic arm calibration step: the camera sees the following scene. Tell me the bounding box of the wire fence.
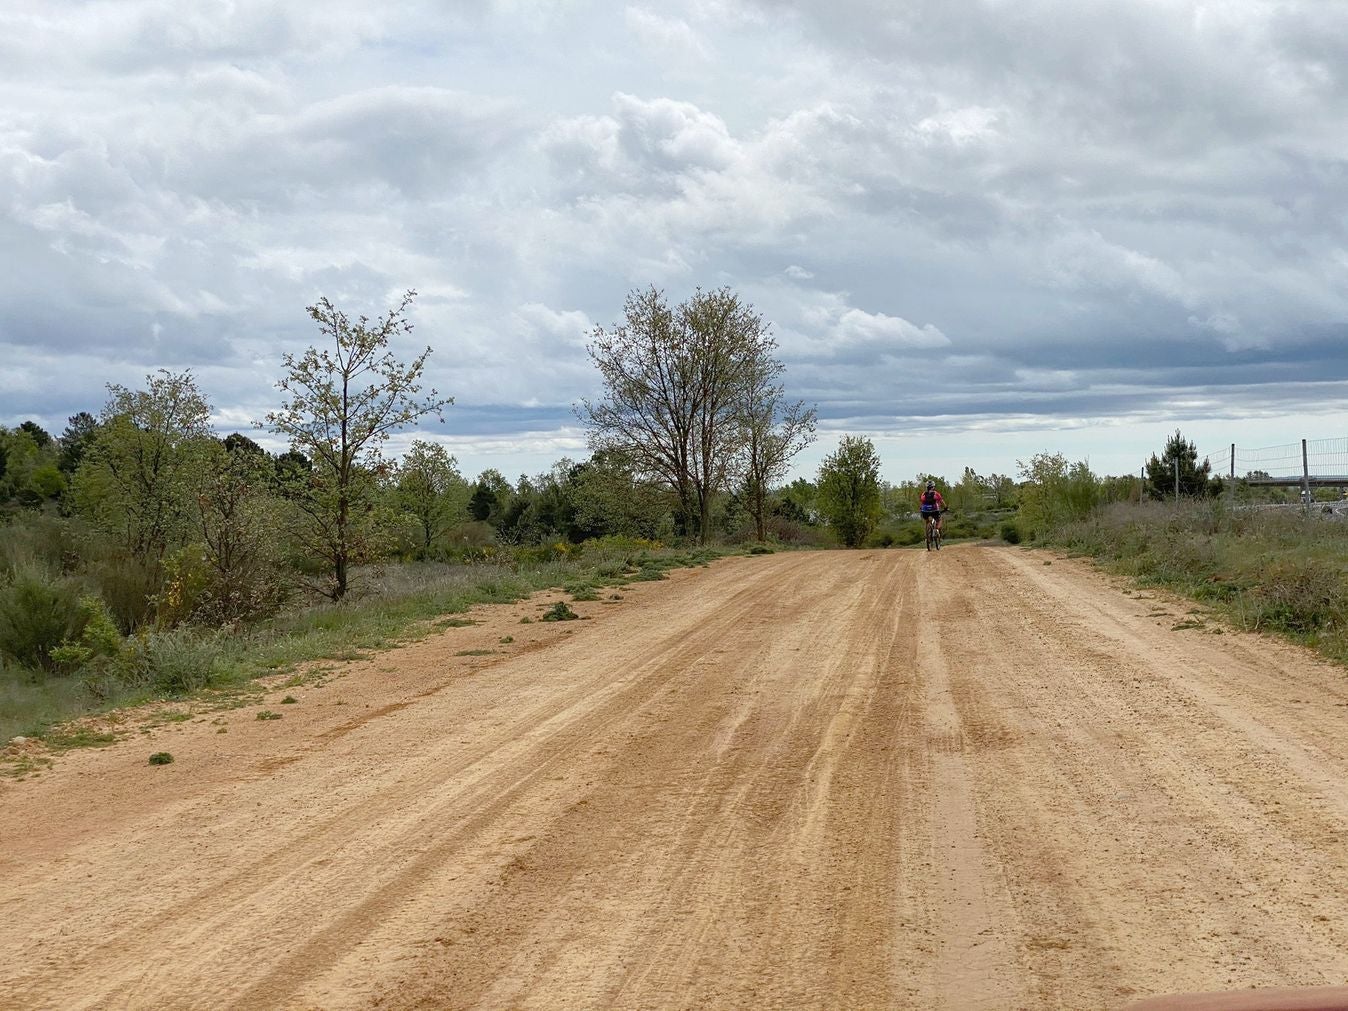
[1208,437,1348,484]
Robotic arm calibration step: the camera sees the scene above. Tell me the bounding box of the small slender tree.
[192,437,284,624]
[265,290,451,600]
[737,346,817,542]
[817,435,883,547]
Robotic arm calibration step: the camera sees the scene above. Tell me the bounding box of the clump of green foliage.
[0,569,85,673]
[148,752,174,765]
[541,601,579,622]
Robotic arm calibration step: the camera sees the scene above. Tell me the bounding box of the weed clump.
[148,752,174,765]
[541,602,579,622]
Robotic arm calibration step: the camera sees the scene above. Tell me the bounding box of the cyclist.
[919,481,946,544]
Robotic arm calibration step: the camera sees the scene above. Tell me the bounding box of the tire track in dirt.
[4,547,1348,1009]
[378,550,918,1010]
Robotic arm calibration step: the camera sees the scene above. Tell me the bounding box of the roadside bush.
[113,628,226,696]
[0,568,84,674]
[868,522,922,548]
[761,515,821,545]
[1248,559,1347,635]
[1000,522,1021,544]
[154,547,212,628]
[85,552,160,633]
[49,594,122,674]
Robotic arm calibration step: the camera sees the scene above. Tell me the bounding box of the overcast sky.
[4,0,1347,484]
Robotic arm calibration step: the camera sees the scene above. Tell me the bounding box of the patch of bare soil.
[3,548,1348,1009]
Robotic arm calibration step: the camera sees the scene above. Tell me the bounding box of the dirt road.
[3,546,1348,1010]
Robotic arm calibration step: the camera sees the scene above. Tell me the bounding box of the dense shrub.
[0,569,84,673]
[111,628,225,696]
[85,551,160,633]
[1248,559,1347,635]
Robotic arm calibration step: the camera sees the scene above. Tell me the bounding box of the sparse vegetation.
[541,602,579,622]
[1043,500,1348,665]
[148,751,174,765]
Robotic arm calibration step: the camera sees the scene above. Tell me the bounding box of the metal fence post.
[1302,438,1311,509]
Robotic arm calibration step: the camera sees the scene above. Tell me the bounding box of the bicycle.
[923,510,944,551]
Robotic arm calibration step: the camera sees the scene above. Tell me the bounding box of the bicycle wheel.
[925,518,934,551]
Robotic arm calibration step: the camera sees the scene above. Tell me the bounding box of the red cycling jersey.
[919,490,946,512]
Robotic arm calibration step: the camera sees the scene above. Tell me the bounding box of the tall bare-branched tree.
[682,288,776,540]
[265,290,450,600]
[578,286,784,543]
[738,356,817,542]
[579,287,695,532]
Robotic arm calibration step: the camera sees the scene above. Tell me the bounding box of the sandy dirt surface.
[3,546,1348,1010]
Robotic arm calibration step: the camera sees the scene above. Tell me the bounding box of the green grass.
[0,543,735,745]
[44,727,118,750]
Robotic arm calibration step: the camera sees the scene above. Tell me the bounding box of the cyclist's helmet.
[926,481,935,491]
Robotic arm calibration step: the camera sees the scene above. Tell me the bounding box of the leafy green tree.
[570,451,671,540]
[495,466,579,545]
[0,426,65,509]
[1015,452,1099,539]
[777,477,818,524]
[817,435,883,547]
[394,440,469,556]
[467,468,512,525]
[74,370,213,566]
[57,412,100,475]
[947,467,985,513]
[1145,429,1214,499]
[273,449,312,490]
[986,473,1017,510]
[265,290,451,600]
[18,421,52,449]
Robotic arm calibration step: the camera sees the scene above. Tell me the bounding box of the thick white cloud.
[3,0,1347,482]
